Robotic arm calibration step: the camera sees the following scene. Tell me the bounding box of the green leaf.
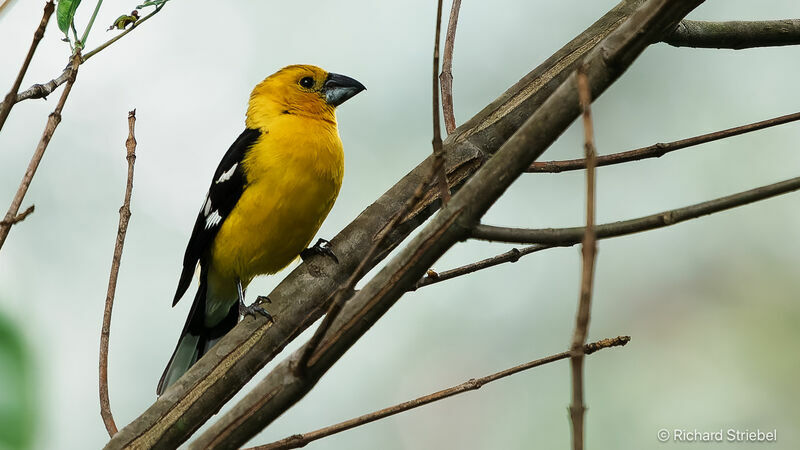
[136,0,168,10]
[0,312,35,450]
[56,0,82,35]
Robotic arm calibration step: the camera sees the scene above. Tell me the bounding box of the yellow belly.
[208,116,344,286]
[210,174,338,280]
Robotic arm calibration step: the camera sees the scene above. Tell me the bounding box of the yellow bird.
[157,65,365,395]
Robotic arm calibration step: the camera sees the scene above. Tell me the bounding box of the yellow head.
[245,64,365,130]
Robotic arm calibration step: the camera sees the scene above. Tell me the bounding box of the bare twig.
[0,0,54,133]
[473,175,800,245]
[528,111,800,173]
[0,52,81,252]
[9,69,72,105]
[440,0,462,134]
[431,0,451,206]
[99,110,137,437]
[0,4,164,109]
[569,66,598,450]
[294,3,456,368]
[82,4,164,62]
[411,244,553,290]
[248,336,631,450]
[296,0,460,368]
[0,205,35,227]
[294,169,431,375]
[78,0,105,51]
[664,19,800,49]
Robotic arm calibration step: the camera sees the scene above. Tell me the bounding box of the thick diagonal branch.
[105,1,663,447]
[190,1,702,448]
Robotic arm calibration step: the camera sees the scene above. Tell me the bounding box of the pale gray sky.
[1,1,799,448]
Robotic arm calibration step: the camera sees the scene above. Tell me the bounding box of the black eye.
[299,77,314,88]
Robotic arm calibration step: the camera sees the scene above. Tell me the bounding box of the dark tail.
[157,272,238,396]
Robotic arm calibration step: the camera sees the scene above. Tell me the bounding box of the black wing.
[172,128,262,306]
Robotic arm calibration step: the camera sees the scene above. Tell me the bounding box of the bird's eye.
[299,77,314,88]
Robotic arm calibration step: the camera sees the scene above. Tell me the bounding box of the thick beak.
[323,72,366,107]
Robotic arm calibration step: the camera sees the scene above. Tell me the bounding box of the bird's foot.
[238,296,273,322]
[300,238,339,264]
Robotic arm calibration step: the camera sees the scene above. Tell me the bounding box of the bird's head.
[246,64,365,129]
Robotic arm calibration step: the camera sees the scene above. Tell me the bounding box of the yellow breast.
[210,114,344,283]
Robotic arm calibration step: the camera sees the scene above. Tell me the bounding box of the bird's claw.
[300,238,339,264]
[238,299,273,323]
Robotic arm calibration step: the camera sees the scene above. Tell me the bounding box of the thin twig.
[295,0,454,375]
[0,52,81,252]
[0,205,35,227]
[294,171,432,375]
[664,19,800,49]
[99,109,137,437]
[248,336,631,450]
[431,0,451,205]
[411,244,553,290]
[569,66,598,450]
[472,175,800,246]
[0,4,164,109]
[439,0,462,134]
[0,0,54,133]
[82,4,164,62]
[527,111,800,173]
[78,0,104,49]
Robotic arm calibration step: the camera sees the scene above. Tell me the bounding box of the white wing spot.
[205,210,222,229]
[203,197,212,216]
[215,163,237,184]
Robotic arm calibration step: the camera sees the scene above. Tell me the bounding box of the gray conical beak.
[323,72,366,107]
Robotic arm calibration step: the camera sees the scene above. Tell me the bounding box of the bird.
[157,65,365,395]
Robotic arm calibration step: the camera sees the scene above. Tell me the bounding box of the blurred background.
[1,0,799,448]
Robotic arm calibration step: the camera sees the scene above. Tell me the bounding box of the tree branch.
[99,110,137,437]
[0,0,54,133]
[82,3,165,62]
[473,175,800,245]
[248,336,631,450]
[0,205,35,227]
[569,66,598,450]
[527,110,800,173]
[411,244,553,290]
[0,52,81,252]
[105,2,664,447]
[0,4,164,109]
[664,19,800,50]
[439,0,462,134]
[189,2,702,448]
[432,0,451,205]
[294,164,432,375]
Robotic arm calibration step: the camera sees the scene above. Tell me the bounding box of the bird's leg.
[300,238,339,264]
[236,279,273,322]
